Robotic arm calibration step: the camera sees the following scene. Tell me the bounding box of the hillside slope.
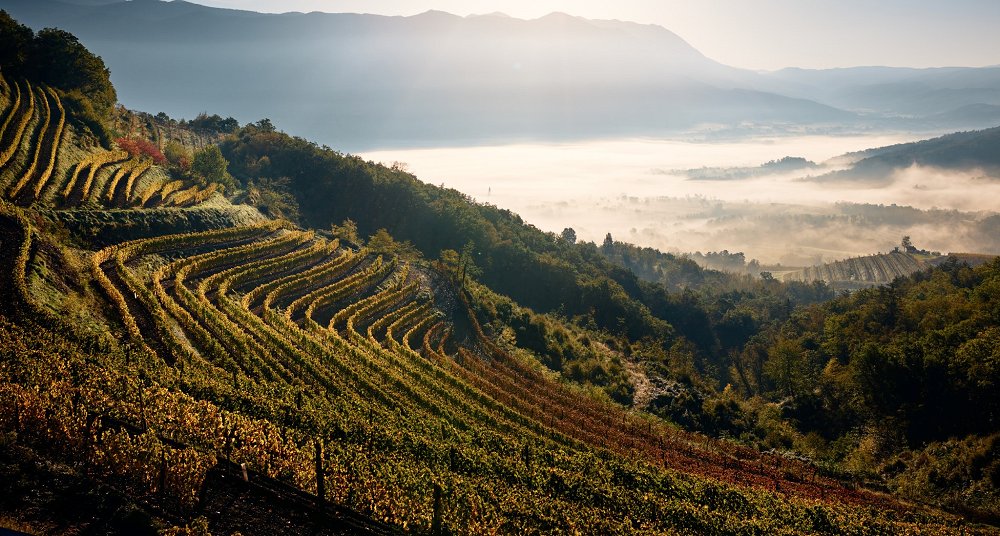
[1,14,999,535]
[0,177,985,535]
[818,125,1000,182]
[781,251,924,289]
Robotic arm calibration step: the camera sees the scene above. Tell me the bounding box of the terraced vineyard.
[781,251,924,288]
[0,74,216,211]
[2,193,986,533]
[0,70,993,533]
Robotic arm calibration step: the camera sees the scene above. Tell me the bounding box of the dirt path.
[622,358,656,410]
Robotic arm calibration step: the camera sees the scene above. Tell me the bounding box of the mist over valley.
[363,134,1000,266]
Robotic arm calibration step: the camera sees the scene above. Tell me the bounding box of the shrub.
[116,137,167,166]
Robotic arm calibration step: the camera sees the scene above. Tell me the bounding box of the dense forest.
[0,11,998,534]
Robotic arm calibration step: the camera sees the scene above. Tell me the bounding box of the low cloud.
[362,136,1000,266]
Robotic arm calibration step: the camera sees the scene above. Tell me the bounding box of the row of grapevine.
[783,251,925,285]
[210,241,346,384]
[256,249,365,311]
[168,183,218,207]
[63,149,130,202]
[90,222,287,359]
[29,87,66,199]
[0,79,34,171]
[0,74,8,103]
[0,78,190,210]
[301,256,392,327]
[140,177,182,207]
[168,231,313,381]
[119,157,153,205]
[0,79,21,155]
[0,200,33,307]
[61,223,977,533]
[6,84,51,200]
[0,200,71,325]
[140,223,289,369]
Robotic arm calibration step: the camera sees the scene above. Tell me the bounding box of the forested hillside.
[765,258,1000,519]
[1,11,998,534]
[823,125,1000,181]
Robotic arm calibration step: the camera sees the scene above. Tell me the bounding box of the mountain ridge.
[0,0,859,150]
[13,0,1000,150]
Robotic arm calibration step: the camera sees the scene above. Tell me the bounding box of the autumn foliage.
[116,137,167,166]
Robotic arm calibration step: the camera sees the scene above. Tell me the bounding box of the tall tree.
[0,10,33,73]
[191,145,235,190]
[561,227,577,244]
[29,27,116,116]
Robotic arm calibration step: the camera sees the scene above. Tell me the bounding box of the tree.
[458,240,482,287]
[367,228,418,258]
[163,141,192,172]
[561,227,577,244]
[219,116,240,132]
[602,233,614,251]
[367,229,398,255]
[191,145,235,190]
[247,177,299,222]
[29,27,116,117]
[901,235,915,253]
[0,10,33,74]
[117,137,167,165]
[437,249,460,279]
[764,339,813,398]
[330,219,360,246]
[253,118,276,133]
[190,113,239,133]
[0,13,116,144]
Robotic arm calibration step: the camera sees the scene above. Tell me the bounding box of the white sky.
[180,0,1000,70]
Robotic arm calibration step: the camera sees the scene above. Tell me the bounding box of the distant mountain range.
[5,0,1000,150]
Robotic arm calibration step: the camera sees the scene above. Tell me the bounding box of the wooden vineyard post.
[137,383,149,430]
[159,452,168,497]
[432,482,443,535]
[224,425,234,474]
[314,439,325,505]
[241,462,249,483]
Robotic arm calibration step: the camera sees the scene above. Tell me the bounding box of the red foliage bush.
[116,137,167,166]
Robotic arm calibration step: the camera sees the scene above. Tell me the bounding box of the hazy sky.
[183,0,1000,70]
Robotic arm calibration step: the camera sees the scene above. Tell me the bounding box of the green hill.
[822,125,1000,182]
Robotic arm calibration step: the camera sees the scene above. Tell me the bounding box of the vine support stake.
[314,439,325,506]
[159,452,168,497]
[432,482,443,535]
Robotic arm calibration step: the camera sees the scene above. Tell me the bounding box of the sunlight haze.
[184,0,1000,69]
